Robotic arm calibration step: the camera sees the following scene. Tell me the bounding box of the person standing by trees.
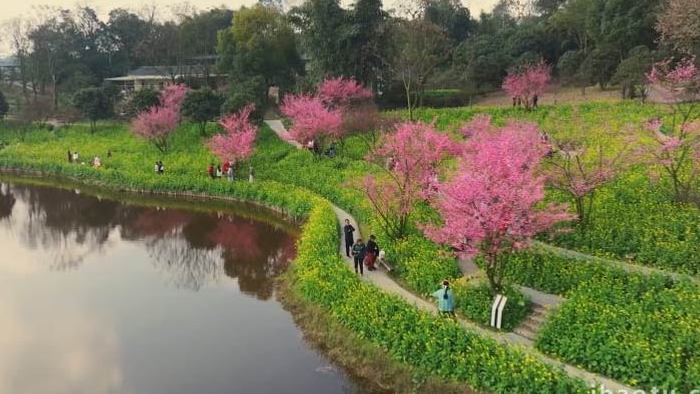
[351,238,366,276]
[364,235,380,271]
[432,280,455,316]
[343,219,355,257]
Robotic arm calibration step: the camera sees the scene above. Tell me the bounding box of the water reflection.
[0,180,360,394]
[0,182,296,299]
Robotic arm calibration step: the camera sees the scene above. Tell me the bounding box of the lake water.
[0,179,363,394]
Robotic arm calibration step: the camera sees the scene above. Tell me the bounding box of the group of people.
[68,150,110,169]
[154,160,165,174]
[207,161,255,182]
[343,217,455,315]
[305,139,336,158]
[343,219,380,275]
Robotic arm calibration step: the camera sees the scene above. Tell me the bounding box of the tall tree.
[349,0,389,89]
[218,4,303,112]
[289,0,353,80]
[425,119,572,294]
[656,0,700,57]
[385,18,449,120]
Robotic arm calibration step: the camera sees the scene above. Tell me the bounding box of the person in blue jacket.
[433,280,455,316]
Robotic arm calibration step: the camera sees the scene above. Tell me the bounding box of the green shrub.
[293,203,587,393]
[454,281,531,331]
[537,274,700,391]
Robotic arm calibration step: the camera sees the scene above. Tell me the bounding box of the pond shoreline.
[0,166,478,393]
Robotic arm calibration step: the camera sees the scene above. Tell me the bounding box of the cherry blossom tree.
[502,62,551,110]
[425,121,573,294]
[317,76,373,108]
[131,84,189,152]
[645,57,700,203]
[132,105,180,152]
[545,139,627,228]
[160,84,189,110]
[208,104,258,165]
[362,122,460,239]
[279,94,342,152]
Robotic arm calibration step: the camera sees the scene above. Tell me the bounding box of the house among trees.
[106,57,226,94]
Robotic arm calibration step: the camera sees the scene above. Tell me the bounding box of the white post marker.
[490,295,508,329]
[490,294,503,327]
[496,296,508,329]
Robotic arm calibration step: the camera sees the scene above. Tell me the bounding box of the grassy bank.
[0,122,587,393]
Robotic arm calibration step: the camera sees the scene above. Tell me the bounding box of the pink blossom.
[373,122,461,197]
[425,121,573,265]
[131,105,180,151]
[208,104,258,164]
[317,76,373,108]
[502,62,551,109]
[160,84,189,111]
[280,94,343,144]
[460,115,493,138]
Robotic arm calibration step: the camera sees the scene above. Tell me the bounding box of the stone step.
[514,327,537,341]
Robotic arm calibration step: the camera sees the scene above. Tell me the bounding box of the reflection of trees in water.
[10,184,117,270]
[145,236,224,291]
[215,219,296,300]
[0,183,16,219]
[5,182,297,296]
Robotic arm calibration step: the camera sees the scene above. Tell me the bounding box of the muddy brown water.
[0,179,367,394]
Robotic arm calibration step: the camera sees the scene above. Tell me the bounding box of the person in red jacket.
[207,163,215,179]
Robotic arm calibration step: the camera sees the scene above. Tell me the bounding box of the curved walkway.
[264,120,635,393]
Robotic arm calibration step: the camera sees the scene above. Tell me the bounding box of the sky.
[0,0,499,56]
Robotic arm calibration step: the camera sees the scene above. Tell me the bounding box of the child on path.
[351,238,366,276]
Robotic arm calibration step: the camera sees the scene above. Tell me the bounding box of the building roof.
[105,64,224,82]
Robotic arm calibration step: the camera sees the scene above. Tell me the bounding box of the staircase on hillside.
[513,303,552,341]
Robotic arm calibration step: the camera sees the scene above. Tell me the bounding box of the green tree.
[422,0,473,42]
[128,89,160,117]
[349,0,389,90]
[181,89,224,134]
[290,0,352,80]
[611,46,655,100]
[218,4,303,111]
[72,87,112,132]
[0,91,9,120]
[385,18,450,120]
[579,46,620,89]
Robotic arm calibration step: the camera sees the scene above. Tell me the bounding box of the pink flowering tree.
[645,57,700,203]
[317,76,374,108]
[160,84,189,110]
[362,122,460,239]
[131,84,189,152]
[425,121,573,294]
[132,105,180,152]
[545,139,628,228]
[502,62,551,110]
[280,94,343,153]
[281,77,380,153]
[208,104,258,166]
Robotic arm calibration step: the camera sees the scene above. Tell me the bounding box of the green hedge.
[292,202,586,393]
[553,171,700,276]
[537,274,700,391]
[0,122,587,393]
[500,247,700,391]
[454,281,531,332]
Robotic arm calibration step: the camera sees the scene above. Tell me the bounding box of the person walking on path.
[216,165,223,178]
[248,165,255,183]
[364,235,380,271]
[227,165,235,181]
[154,161,160,174]
[343,219,355,257]
[351,238,366,276]
[433,280,455,316]
[67,150,72,163]
[157,161,164,174]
